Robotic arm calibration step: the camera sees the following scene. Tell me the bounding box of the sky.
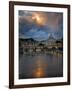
[19,10,63,41]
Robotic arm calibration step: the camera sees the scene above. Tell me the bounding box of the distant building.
[19,34,63,55]
[46,34,56,46]
[41,34,56,48]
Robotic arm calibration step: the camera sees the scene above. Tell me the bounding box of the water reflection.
[33,67,45,78]
[19,53,63,79]
[33,56,45,77]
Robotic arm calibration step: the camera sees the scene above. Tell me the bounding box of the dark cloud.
[19,10,63,41]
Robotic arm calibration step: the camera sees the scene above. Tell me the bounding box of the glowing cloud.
[32,13,46,26]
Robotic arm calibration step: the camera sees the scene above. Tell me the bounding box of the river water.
[19,53,63,79]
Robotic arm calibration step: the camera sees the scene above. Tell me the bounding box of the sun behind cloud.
[32,13,46,26]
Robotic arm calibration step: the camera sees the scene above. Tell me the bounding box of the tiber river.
[19,52,63,79]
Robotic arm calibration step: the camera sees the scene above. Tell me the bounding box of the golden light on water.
[33,67,45,78]
[33,57,46,78]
